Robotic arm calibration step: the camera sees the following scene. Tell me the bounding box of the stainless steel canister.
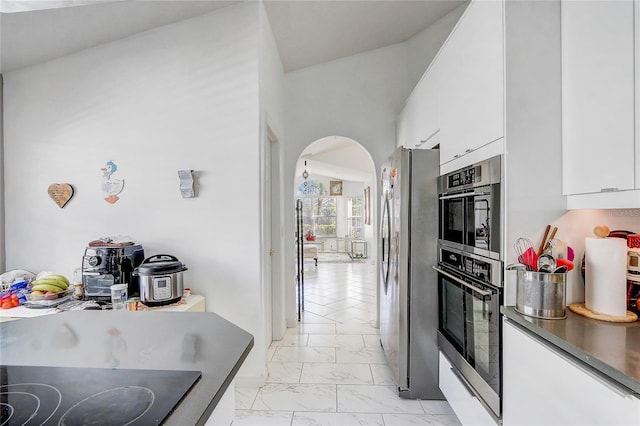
[515,270,567,319]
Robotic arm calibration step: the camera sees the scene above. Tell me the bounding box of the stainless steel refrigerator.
[380,147,443,399]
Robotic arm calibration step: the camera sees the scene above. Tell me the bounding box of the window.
[296,181,336,237]
[348,196,363,238]
[299,197,337,237]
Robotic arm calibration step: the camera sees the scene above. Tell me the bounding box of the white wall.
[405,2,468,90]
[258,2,286,366]
[3,3,267,382]
[0,74,4,273]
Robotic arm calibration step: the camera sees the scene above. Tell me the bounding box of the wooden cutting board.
[569,303,638,323]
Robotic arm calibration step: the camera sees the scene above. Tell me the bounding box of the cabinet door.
[414,65,440,149]
[438,0,504,165]
[561,0,635,195]
[404,92,420,149]
[439,352,497,426]
[503,320,640,425]
[397,104,408,148]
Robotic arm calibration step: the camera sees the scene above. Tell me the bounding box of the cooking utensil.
[552,266,569,273]
[521,248,539,271]
[515,237,537,270]
[555,258,574,271]
[506,263,528,271]
[542,226,558,254]
[537,225,551,256]
[537,253,556,273]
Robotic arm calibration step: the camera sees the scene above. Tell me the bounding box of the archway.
[290,135,378,326]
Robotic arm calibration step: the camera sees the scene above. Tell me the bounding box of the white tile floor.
[234,256,462,426]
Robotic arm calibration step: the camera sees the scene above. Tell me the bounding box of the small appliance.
[82,242,145,301]
[438,155,501,260]
[134,254,188,306]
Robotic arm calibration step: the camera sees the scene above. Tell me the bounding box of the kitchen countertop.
[0,294,205,321]
[0,310,254,425]
[502,306,640,395]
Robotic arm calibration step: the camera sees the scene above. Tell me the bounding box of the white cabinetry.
[438,351,497,426]
[397,65,440,150]
[503,320,640,425]
[437,0,503,165]
[562,0,640,208]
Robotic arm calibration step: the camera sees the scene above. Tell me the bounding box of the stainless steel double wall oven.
[435,155,503,418]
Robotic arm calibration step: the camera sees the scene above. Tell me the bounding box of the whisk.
[514,237,537,270]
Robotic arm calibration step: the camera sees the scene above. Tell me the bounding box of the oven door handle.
[439,191,490,200]
[432,266,493,297]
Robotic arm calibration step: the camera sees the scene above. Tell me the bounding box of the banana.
[31,283,67,293]
[31,278,68,291]
[46,274,70,286]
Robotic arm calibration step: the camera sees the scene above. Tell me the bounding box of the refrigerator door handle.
[432,266,493,297]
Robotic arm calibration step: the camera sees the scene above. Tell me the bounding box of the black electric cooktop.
[0,365,201,425]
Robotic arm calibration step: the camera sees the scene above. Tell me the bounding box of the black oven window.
[466,290,500,395]
[443,198,464,245]
[465,197,475,247]
[440,276,465,352]
[474,199,490,250]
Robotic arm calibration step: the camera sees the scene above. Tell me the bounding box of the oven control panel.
[447,165,481,189]
[439,247,502,288]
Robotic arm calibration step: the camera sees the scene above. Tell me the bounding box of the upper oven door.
[439,192,467,249]
[439,188,500,260]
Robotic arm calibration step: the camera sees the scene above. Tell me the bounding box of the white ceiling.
[0,0,466,73]
[0,0,466,183]
[296,136,375,182]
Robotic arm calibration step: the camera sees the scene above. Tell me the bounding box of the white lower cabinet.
[439,351,498,426]
[503,319,640,425]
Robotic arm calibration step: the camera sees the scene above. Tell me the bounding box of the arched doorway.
[291,136,378,326]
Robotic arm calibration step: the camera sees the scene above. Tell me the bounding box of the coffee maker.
[82,242,145,301]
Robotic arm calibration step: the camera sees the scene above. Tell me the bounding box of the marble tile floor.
[234,259,462,426]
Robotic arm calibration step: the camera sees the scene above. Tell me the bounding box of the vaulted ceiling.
[0,0,467,183]
[0,0,466,73]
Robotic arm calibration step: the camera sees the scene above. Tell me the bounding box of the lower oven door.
[435,266,502,417]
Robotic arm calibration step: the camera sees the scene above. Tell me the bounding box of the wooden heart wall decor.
[48,183,75,208]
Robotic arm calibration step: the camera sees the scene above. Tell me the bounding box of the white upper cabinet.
[398,64,440,150]
[396,100,409,148]
[414,64,440,149]
[437,0,504,165]
[561,0,635,196]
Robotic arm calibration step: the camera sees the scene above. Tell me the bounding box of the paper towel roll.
[585,237,628,317]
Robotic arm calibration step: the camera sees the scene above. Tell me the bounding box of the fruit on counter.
[0,293,20,309]
[43,292,59,300]
[46,274,70,286]
[30,275,69,292]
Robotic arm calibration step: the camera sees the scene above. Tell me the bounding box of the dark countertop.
[0,310,254,425]
[502,306,640,396]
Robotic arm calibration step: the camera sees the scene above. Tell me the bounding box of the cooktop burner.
[0,365,201,425]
